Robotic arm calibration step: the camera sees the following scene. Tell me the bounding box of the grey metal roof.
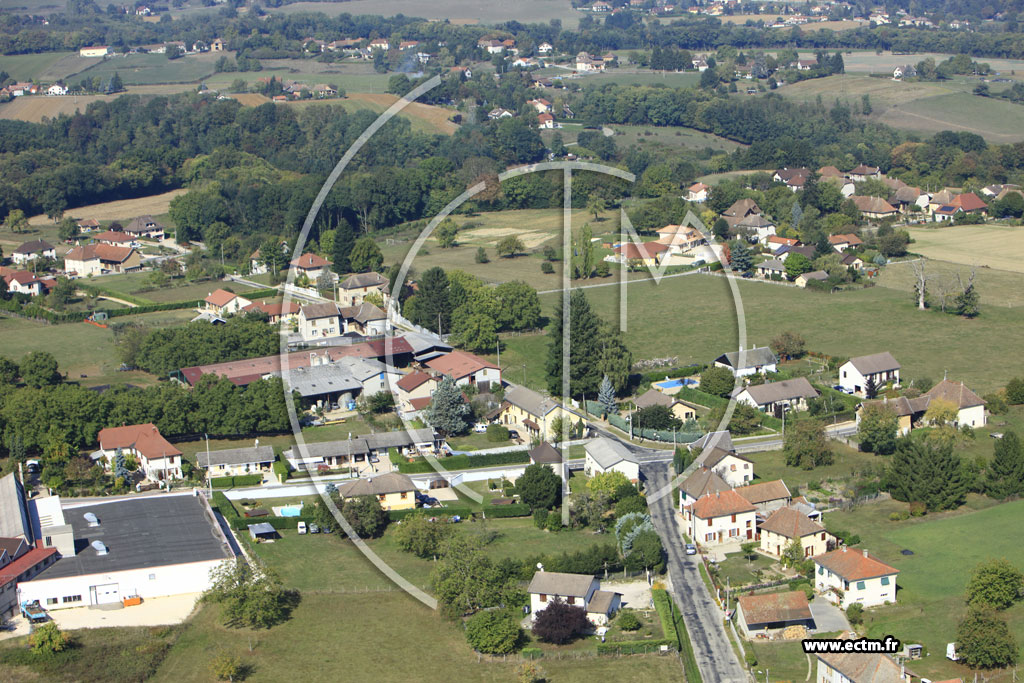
[690,431,733,452]
[679,468,730,499]
[584,437,638,469]
[278,363,362,398]
[199,445,275,469]
[738,377,819,406]
[335,356,388,382]
[714,346,778,370]
[300,302,341,320]
[527,571,596,597]
[340,272,388,290]
[293,439,370,460]
[29,495,232,580]
[0,473,30,541]
[362,428,436,451]
[586,589,620,615]
[248,522,276,536]
[403,331,452,356]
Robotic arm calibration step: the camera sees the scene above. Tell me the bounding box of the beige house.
[490,384,587,441]
[290,253,332,280]
[758,506,834,559]
[64,244,141,276]
[633,388,697,422]
[395,371,438,412]
[583,437,640,481]
[734,479,791,513]
[734,377,820,415]
[814,547,899,608]
[736,590,814,637]
[97,423,183,481]
[677,467,730,509]
[426,350,501,389]
[683,490,757,546]
[336,472,417,511]
[857,379,987,435]
[338,272,389,307]
[527,571,621,626]
[199,445,275,478]
[202,289,252,316]
[816,652,907,683]
[298,302,342,341]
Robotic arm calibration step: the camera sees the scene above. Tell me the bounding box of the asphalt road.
[645,461,749,683]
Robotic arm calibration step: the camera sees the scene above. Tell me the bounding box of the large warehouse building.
[18,493,234,610]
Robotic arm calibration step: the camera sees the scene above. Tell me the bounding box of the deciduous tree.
[783,419,833,469]
[517,463,561,511]
[966,559,1024,610]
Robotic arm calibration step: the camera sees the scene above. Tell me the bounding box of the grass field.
[610,124,744,153]
[578,70,700,89]
[282,92,458,135]
[902,223,1024,276]
[203,65,392,95]
[269,0,582,29]
[68,52,223,86]
[878,257,1024,307]
[22,190,185,229]
[825,498,1024,682]
[0,51,82,81]
[502,272,1024,393]
[0,85,193,122]
[0,315,123,382]
[746,442,887,493]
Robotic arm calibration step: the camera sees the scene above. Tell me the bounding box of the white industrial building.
[17,494,234,610]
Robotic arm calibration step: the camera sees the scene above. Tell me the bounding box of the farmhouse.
[687,182,710,202]
[758,506,833,559]
[11,240,56,264]
[202,289,252,316]
[298,302,342,341]
[338,271,389,307]
[677,467,730,508]
[336,472,417,511]
[755,258,785,280]
[583,437,641,481]
[94,230,136,246]
[735,479,791,512]
[63,244,141,276]
[527,571,621,626]
[340,301,388,336]
[850,195,898,220]
[848,164,881,181]
[858,379,986,434]
[736,591,814,637]
[815,652,909,683]
[838,352,901,396]
[713,346,778,377]
[827,233,863,252]
[79,46,110,57]
[425,350,500,389]
[124,215,166,240]
[814,547,898,608]
[198,445,275,478]
[17,495,233,611]
[683,489,757,546]
[633,388,697,422]
[734,377,820,415]
[97,423,183,481]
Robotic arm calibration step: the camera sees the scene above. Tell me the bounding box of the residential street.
[645,462,749,683]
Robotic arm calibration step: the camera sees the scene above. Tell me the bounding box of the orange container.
[123,596,142,607]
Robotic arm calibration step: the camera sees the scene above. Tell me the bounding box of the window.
[378,494,386,501]
[62,595,81,604]
[746,520,751,528]
[44,536,51,546]
[818,566,824,575]
[731,514,736,523]
[567,597,575,605]
[729,528,738,537]
[856,581,866,590]
[400,492,408,499]
[730,464,736,471]
[46,598,57,605]
[705,533,715,542]
[707,519,712,527]
[880,577,890,586]
[540,594,547,602]
[821,533,826,540]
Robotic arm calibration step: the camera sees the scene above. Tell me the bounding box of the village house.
[4,271,47,296]
[655,224,705,253]
[425,349,500,389]
[765,236,799,253]
[677,468,730,508]
[46,84,68,96]
[93,230,136,247]
[776,244,817,263]
[814,547,899,608]
[736,591,815,637]
[97,423,183,481]
[63,244,140,276]
[734,377,820,416]
[124,215,166,240]
[848,164,881,182]
[755,258,786,280]
[76,218,100,232]
[337,472,417,511]
[815,652,910,683]
[795,270,829,288]
[583,437,641,481]
[242,299,300,326]
[575,51,604,72]
[633,388,698,423]
[683,489,757,546]
[850,195,898,220]
[858,379,986,434]
[713,346,778,377]
[735,479,791,513]
[11,240,56,265]
[249,249,268,275]
[79,46,110,57]
[838,352,901,396]
[202,289,252,316]
[298,302,342,341]
[528,443,562,470]
[537,42,554,54]
[537,112,555,129]
[759,506,834,559]
[198,445,275,479]
[827,233,863,252]
[490,384,586,441]
[721,198,763,229]
[528,98,552,114]
[395,371,439,413]
[686,182,710,203]
[488,107,513,120]
[527,571,621,626]
[611,241,669,267]
[368,38,390,51]
[340,301,387,336]
[290,253,332,280]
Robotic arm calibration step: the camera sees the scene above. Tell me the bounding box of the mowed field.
[719,15,866,31]
[905,224,1024,274]
[269,0,583,29]
[25,189,186,226]
[202,63,393,95]
[825,499,1024,682]
[282,92,458,135]
[0,85,193,122]
[0,51,99,82]
[609,124,744,153]
[69,51,223,85]
[515,272,1023,393]
[576,70,700,89]
[878,258,1024,307]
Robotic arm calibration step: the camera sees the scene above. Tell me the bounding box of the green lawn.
[746,443,887,495]
[69,52,222,85]
[0,315,118,380]
[447,431,513,451]
[715,552,778,589]
[824,497,1024,682]
[507,272,1024,394]
[0,50,79,81]
[93,271,270,305]
[580,70,700,89]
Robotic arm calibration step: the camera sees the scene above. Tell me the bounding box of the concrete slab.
[47,593,203,630]
[810,595,850,633]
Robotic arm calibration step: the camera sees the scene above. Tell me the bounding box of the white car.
[297,522,307,535]
[473,423,488,433]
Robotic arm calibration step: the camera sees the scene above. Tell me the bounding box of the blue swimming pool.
[654,378,697,389]
[279,505,303,517]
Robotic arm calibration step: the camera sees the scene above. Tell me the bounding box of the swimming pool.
[279,505,303,517]
[654,378,698,390]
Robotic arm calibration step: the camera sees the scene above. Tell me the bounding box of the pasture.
[68,51,223,85]
[878,258,1024,308]
[282,93,458,135]
[507,271,1024,393]
[825,498,1024,682]
[904,223,1024,274]
[203,63,392,95]
[0,51,89,81]
[0,85,191,122]
[609,124,744,153]
[577,70,700,89]
[268,0,583,29]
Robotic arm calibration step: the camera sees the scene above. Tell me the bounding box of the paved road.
[732,422,858,454]
[645,461,749,683]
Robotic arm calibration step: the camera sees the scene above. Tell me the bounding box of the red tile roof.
[687,489,756,519]
[94,230,134,243]
[397,371,435,392]
[737,590,811,626]
[98,423,182,461]
[951,192,988,212]
[827,233,863,246]
[408,396,432,410]
[204,289,241,307]
[735,480,791,505]
[425,350,498,380]
[758,506,826,539]
[615,241,669,260]
[243,300,300,318]
[815,547,898,580]
[0,545,57,586]
[290,253,332,269]
[65,243,135,264]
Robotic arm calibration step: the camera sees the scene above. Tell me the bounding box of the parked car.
[309,524,320,534]
[473,423,488,433]
[297,522,307,534]
[685,544,697,555]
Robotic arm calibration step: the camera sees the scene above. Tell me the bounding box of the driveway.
[645,461,748,682]
[809,596,850,633]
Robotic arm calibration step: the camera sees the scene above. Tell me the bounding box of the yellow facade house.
[337,472,417,511]
[490,384,588,441]
[758,506,834,560]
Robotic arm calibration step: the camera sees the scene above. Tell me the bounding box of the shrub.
[540,261,554,274]
[617,610,641,631]
[846,602,864,626]
[533,509,549,529]
[545,511,563,532]
[272,459,289,482]
[745,649,758,667]
[909,501,927,517]
[485,503,532,518]
[486,424,510,442]
[465,609,524,654]
[532,599,590,644]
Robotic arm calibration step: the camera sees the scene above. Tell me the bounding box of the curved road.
[645,461,748,683]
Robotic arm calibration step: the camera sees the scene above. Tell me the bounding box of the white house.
[97,423,183,481]
[713,346,778,377]
[816,652,906,683]
[202,289,252,316]
[198,445,275,479]
[688,432,753,487]
[682,489,758,546]
[527,571,621,626]
[17,495,232,611]
[686,182,710,203]
[46,84,67,96]
[79,46,110,57]
[734,377,820,415]
[838,352,901,396]
[298,302,342,341]
[758,506,834,559]
[537,42,554,54]
[583,437,640,481]
[814,547,899,608]
[425,350,501,389]
[11,240,56,264]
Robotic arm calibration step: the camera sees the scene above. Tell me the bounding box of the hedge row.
[637,364,705,385]
[653,589,702,683]
[596,639,674,655]
[483,503,531,518]
[210,474,263,488]
[272,460,290,482]
[674,386,729,409]
[397,450,530,474]
[387,505,474,521]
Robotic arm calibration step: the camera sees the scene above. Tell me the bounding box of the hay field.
[0,51,96,81]
[69,51,222,85]
[270,0,582,28]
[903,224,1024,273]
[879,92,1024,142]
[0,85,191,122]
[878,258,1024,307]
[26,189,186,225]
[610,124,744,153]
[282,93,458,134]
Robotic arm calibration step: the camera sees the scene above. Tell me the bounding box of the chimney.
[863,549,869,558]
